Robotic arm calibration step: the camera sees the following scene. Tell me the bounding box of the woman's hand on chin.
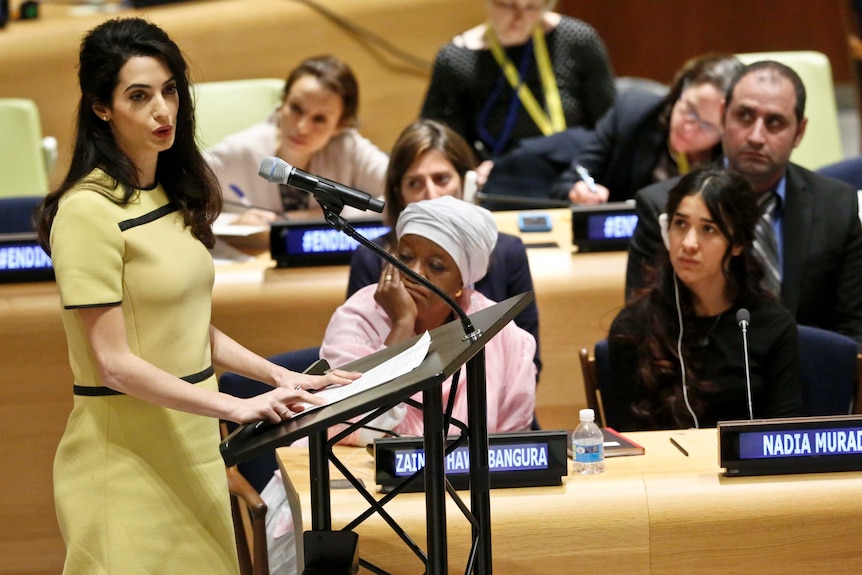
[375,265,417,344]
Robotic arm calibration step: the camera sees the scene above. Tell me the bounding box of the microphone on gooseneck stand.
[258,156,385,214]
[736,308,754,420]
[256,157,481,341]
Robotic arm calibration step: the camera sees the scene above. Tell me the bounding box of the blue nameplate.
[719,415,862,476]
[571,202,638,252]
[0,233,54,283]
[269,218,388,267]
[373,430,568,492]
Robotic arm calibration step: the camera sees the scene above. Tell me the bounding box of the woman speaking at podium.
[322,196,537,443]
[35,18,356,574]
[605,169,800,431]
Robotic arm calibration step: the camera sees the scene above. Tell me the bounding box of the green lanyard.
[486,24,566,136]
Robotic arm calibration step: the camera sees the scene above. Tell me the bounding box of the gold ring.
[384,275,393,282]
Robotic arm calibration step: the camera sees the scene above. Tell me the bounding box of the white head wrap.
[395,196,498,286]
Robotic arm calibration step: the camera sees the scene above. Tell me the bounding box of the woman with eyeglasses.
[550,53,742,204]
[420,0,614,187]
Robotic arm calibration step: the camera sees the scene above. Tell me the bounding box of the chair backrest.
[735,51,843,171]
[578,339,611,427]
[581,328,862,427]
[219,346,322,492]
[193,78,285,149]
[816,156,862,189]
[614,76,669,100]
[814,158,862,228]
[797,325,860,416]
[0,99,50,198]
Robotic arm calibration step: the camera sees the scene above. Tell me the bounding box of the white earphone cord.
[673,274,700,429]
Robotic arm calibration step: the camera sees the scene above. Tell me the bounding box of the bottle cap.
[579,408,595,422]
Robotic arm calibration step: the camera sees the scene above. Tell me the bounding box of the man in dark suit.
[548,86,669,203]
[626,60,862,346]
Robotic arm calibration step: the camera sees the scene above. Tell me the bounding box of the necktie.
[753,191,781,296]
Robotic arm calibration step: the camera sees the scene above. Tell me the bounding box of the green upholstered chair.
[0,99,51,198]
[193,78,285,150]
[736,51,843,171]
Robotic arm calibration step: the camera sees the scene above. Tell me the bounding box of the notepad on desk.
[566,427,646,458]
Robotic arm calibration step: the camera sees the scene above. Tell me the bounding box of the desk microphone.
[258,156,384,214]
[736,308,754,419]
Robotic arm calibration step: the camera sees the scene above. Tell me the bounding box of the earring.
[103,116,108,121]
[455,288,463,298]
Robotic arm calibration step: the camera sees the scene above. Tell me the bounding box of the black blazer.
[625,163,862,345]
[550,88,668,202]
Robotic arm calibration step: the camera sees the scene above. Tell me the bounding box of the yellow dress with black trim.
[50,169,239,575]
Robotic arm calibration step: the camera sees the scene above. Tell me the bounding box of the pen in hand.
[229,184,253,208]
[575,165,599,194]
[226,185,286,218]
[669,437,689,457]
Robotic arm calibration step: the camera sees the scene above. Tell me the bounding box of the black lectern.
[221,292,534,575]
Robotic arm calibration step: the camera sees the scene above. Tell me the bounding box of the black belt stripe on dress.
[73,365,215,396]
[117,203,178,232]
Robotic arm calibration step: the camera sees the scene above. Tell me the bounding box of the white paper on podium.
[295,331,432,415]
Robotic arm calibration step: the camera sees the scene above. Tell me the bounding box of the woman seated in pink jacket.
[320,195,537,442]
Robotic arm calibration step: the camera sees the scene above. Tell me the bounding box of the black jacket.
[626,164,862,346]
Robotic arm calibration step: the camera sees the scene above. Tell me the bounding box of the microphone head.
[258,156,291,183]
[736,308,751,326]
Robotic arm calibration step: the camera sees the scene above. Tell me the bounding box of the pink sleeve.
[319,286,392,370]
[492,323,538,432]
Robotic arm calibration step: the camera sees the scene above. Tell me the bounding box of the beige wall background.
[0,0,485,188]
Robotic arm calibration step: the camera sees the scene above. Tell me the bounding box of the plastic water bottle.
[572,408,604,474]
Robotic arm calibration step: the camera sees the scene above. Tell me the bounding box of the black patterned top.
[420,16,615,158]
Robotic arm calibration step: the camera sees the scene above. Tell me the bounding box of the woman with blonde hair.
[421,0,614,185]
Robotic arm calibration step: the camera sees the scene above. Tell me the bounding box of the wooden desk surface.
[278,429,862,574]
[0,209,625,574]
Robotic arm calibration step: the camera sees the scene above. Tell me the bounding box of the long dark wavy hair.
[35,17,221,252]
[615,168,767,428]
